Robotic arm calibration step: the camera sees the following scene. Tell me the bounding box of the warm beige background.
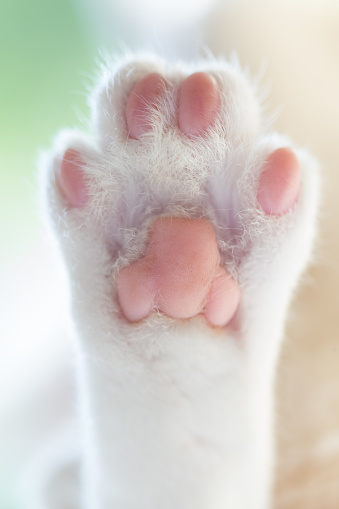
[207,1,339,507]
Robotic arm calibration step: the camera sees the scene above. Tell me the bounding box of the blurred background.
[1,0,338,507]
[0,2,94,507]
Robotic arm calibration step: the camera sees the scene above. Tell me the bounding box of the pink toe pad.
[257,147,301,216]
[126,73,167,139]
[58,149,88,208]
[116,260,155,322]
[205,267,241,327]
[178,72,220,138]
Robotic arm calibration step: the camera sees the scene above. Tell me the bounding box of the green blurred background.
[0,3,96,504]
[0,0,96,275]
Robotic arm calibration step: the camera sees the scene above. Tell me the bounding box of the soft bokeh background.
[0,2,93,506]
[1,0,338,508]
[1,0,92,272]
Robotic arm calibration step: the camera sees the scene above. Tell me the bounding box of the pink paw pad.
[125,73,167,139]
[205,267,240,328]
[117,217,240,327]
[257,147,301,216]
[57,149,88,208]
[178,72,220,137]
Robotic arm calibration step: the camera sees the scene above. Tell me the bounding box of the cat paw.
[40,53,320,509]
[42,54,319,338]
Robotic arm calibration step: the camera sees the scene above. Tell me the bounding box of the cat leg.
[42,54,319,509]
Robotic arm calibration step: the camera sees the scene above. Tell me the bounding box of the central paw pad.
[116,217,240,327]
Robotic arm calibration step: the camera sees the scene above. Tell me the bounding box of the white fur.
[35,53,319,509]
